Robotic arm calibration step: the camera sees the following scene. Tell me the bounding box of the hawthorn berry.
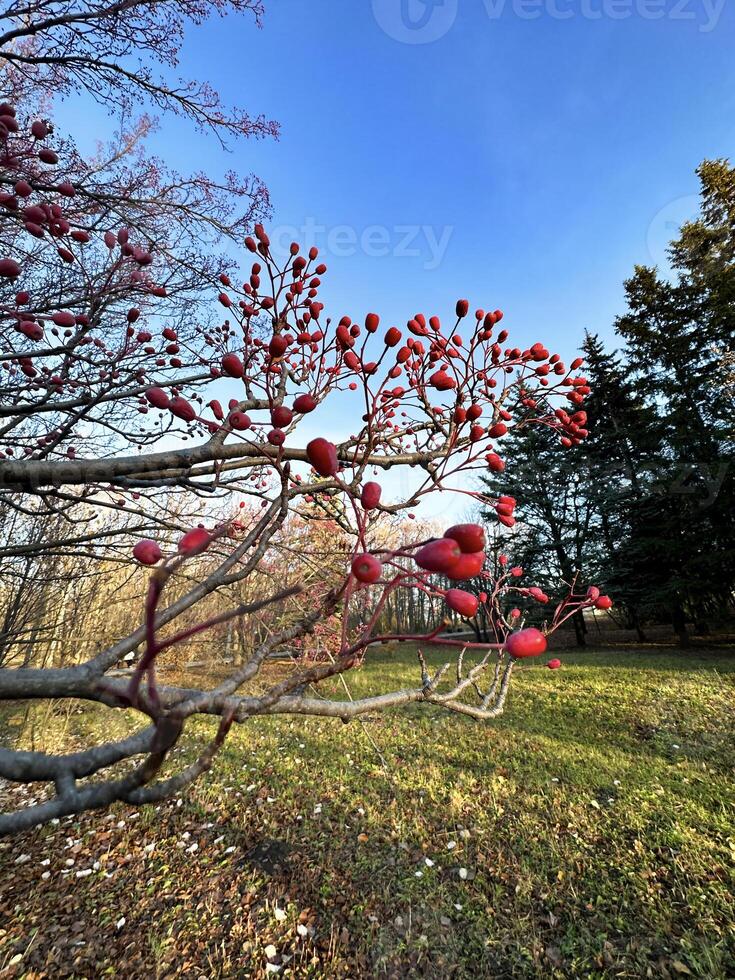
[271,405,294,428]
[306,437,338,477]
[0,258,21,278]
[169,397,196,422]
[444,524,486,554]
[145,387,170,409]
[229,411,251,430]
[415,538,462,574]
[445,589,479,618]
[178,527,211,556]
[595,595,613,610]
[351,553,382,583]
[293,394,317,414]
[360,481,382,511]
[505,628,547,658]
[133,539,162,566]
[446,551,485,581]
[222,353,244,378]
[547,659,562,670]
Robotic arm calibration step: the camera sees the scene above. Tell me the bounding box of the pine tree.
[612,159,735,642]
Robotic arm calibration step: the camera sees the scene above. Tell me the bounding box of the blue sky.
[56,0,735,362]
[53,0,735,516]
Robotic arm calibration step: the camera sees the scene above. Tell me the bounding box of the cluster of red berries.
[132,526,212,566]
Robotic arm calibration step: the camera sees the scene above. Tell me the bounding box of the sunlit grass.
[1,646,734,977]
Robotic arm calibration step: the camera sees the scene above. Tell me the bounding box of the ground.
[1,646,734,979]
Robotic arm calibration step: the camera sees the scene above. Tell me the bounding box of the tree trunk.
[672,603,690,647]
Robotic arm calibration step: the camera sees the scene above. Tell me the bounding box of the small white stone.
[265,944,278,960]
[446,841,457,850]
[424,858,435,867]
[458,867,468,880]
[273,907,287,922]
[116,917,126,930]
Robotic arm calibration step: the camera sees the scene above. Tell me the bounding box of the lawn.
[1,646,734,978]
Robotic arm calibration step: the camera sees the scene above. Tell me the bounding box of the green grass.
[1,646,734,978]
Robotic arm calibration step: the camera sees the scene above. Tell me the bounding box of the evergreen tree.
[611,159,735,641]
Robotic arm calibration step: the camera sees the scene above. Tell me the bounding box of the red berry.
[178,527,211,556]
[486,453,505,473]
[145,387,170,409]
[351,553,382,583]
[446,551,485,581]
[169,397,196,422]
[222,352,244,378]
[365,313,380,333]
[586,586,600,601]
[384,327,402,347]
[229,411,251,430]
[307,437,338,477]
[595,595,613,610]
[268,428,285,446]
[293,393,317,414]
[430,370,456,391]
[0,258,21,278]
[456,299,469,318]
[505,628,547,658]
[415,538,462,574]
[271,405,293,428]
[269,335,288,358]
[547,659,562,670]
[133,539,162,566]
[445,589,479,618]
[360,481,382,510]
[444,524,486,554]
[488,422,507,438]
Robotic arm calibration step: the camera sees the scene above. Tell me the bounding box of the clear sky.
[53,0,735,516]
[56,0,735,359]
